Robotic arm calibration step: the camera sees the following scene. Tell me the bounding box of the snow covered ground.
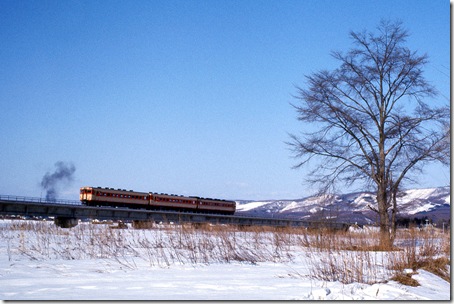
[0,220,450,300]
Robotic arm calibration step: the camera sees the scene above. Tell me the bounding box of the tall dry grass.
[300,225,450,284]
[389,227,450,283]
[0,219,449,285]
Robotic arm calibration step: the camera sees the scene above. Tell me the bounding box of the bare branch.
[288,20,449,247]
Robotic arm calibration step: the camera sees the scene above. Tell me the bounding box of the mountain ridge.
[235,186,450,225]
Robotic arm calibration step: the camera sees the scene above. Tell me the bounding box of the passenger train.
[80,186,236,215]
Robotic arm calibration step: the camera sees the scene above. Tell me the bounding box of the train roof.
[81,186,235,203]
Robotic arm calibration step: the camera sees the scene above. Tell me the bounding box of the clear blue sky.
[0,0,450,200]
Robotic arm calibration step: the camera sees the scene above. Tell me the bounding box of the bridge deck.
[0,196,350,230]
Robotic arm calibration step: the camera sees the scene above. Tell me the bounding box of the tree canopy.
[289,20,449,247]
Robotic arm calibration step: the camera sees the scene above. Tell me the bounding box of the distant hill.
[235,187,450,226]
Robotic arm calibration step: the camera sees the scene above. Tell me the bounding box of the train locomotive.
[80,186,236,215]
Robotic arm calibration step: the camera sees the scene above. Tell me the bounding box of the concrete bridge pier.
[54,217,79,228]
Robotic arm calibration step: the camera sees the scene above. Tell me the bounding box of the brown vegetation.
[0,220,449,286]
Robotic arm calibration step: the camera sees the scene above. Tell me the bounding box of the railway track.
[0,195,351,230]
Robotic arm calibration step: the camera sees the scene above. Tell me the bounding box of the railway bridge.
[0,195,351,230]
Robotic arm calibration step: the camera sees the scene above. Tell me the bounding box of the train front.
[80,186,94,204]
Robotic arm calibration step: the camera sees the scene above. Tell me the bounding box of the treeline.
[396,216,450,229]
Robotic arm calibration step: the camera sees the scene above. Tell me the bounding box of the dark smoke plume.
[41,161,76,201]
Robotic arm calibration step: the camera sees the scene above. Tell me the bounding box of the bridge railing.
[0,195,81,205]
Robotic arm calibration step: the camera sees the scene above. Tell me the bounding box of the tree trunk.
[390,188,398,245]
[377,184,392,249]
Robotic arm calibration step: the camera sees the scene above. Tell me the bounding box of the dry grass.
[391,272,420,287]
[389,227,450,283]
[0,219,450,286]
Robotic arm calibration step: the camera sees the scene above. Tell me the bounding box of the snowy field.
[0,219,450,300]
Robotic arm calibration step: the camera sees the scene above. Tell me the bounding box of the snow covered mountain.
[236,187,450,225]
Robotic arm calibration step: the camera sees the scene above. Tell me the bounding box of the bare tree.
[288,20,449,248]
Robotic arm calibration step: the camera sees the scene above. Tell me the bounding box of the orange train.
[80,186,236,215]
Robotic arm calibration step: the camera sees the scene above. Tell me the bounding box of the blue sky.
[0,0,450,200]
